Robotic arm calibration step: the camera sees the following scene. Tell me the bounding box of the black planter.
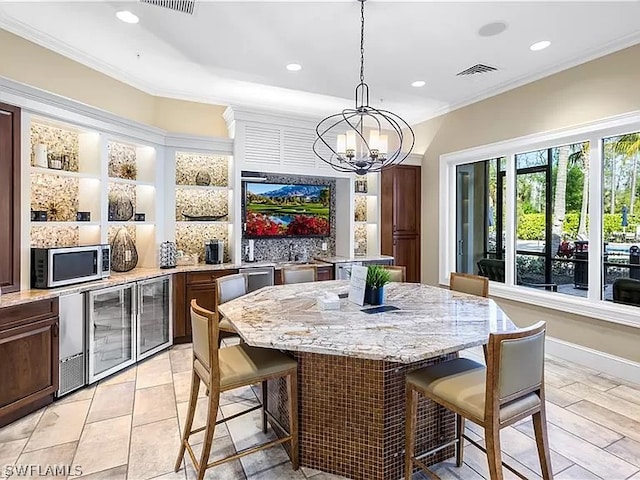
[365,285,385,305]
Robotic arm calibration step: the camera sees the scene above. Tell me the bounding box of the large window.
[443,114,640,320]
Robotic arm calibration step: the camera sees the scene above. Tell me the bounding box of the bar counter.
[218,281,517,480]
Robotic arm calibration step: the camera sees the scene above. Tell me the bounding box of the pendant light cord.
[360,0,365,85]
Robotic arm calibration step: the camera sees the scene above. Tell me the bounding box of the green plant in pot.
[366,265,391,305]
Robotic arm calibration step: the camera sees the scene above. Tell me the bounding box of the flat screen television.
[243,182,331,238]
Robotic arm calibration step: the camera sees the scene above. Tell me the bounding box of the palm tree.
[552,145,570,251]
[568,142,590,238]
[613,133,640,216]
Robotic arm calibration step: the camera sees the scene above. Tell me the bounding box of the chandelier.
[313,0,415,176]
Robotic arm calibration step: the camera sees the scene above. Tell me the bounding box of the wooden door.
[0,317,58,426]
[392,166,421,235]
[392,236,420,283]
[0,103,20,293]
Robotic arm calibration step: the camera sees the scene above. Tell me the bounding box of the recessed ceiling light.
[286,63,302,72]
[116,11,139,24]
[411,80,426,88]
[530,40,551,51]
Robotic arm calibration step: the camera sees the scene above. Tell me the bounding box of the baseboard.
[546,336,640,384]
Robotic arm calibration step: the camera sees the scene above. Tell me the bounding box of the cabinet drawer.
[0,298,58,331]
[186,269,238,285]
[317,266,334,281]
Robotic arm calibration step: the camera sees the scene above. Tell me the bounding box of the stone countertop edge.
[312,255,395,263]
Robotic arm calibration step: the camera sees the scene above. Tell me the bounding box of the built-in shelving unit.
[173,151,233,263]
[28,118,159,267]
[353,173,380,257]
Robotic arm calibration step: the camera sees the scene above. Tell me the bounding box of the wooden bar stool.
[449,272,489,297]
[405,321,552,480]
[382,265,406,282]
[175,300,299,480]
[281,264,318,284]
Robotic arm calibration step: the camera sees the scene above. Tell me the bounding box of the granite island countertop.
[218,280,517,363]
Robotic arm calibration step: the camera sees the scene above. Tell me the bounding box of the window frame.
[439,110,640,328]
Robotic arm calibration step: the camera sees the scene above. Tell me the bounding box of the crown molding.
[224,105,322,131]
[0,75,232,152]
[413,30,640,127]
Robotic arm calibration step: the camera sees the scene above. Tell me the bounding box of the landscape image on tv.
[244,182,330,237]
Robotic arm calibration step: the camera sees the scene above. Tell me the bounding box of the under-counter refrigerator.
[86,276,172,383]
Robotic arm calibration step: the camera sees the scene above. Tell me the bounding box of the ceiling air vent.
[456,64,498,76]
[139,0,195,15]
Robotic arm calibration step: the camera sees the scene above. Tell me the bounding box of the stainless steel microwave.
[31,245,111,289]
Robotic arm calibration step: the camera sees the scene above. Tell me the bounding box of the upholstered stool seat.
[405,322,553,480]
[176,301,299,480]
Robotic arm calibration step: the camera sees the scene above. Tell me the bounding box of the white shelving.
[353,173,380,257]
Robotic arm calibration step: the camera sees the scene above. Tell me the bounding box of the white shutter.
[244,125,281,167]
[282,129,316,168]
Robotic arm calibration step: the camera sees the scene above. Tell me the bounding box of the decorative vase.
[108,191,134,221]
[195,170,211,186]
[365,285,384,305]
[110,227,138,272]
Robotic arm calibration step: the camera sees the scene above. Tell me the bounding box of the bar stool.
[216,273,248,337]
[382,265,406,282]
[176,300,299,480]
[281,264,318,284]
[405,321,552,480]
[450,272,489,297]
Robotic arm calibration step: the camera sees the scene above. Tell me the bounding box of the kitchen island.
[218,280,517,480]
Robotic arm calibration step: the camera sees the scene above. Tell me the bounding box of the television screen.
[244,182,330,237]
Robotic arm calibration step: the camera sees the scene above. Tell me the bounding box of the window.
[441,112,640,323]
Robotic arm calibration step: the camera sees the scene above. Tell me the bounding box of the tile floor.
[1,340,639,480]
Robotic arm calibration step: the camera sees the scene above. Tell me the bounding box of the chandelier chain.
[359,0,365,84]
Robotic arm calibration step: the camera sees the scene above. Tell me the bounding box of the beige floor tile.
[555,464,603,479]
[562,383,640,422]
[184,444,245,480]
[169,348,192,374]
[457,437,543,480]
[128,417,181,480]
[15,442,77,479]
[221,401,273,452]
[220,386,257,406]
[0,410,44,443]
[135,354,173,390]
[605,437,640,468]
[628,473,640,480]
[428,460,485,480]
[73,415,131,477]
[538,423,637,479]
[55,384,97,405]
[146,470,186,480]
[567,400,640,443]
[301,466,323,477]
[99,366,137,387]
[517,402,622,448]
[0,438,28,466]
[176,398,227,446]
[77,465,127,480]
[608,384,640,406]
[24,400,91,452]
[172,371,206,404]
[303,473,349,480]
[133,384,176,427]
[545,385,581,408]
[498,425,573,475]
[87,381,135,424]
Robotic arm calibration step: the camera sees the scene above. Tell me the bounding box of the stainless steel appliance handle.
[246,272,270,276]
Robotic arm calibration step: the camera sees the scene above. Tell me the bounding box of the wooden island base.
[267,352,457,480]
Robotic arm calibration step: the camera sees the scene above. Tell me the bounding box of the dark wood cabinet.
[381,165,421,283]
[0,299,59,428]
[173,269,238,343]
[0,102,21,293]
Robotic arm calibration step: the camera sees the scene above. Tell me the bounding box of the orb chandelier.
[313,0,415,176]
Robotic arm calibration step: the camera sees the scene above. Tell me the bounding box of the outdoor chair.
[477,258,558,292]
[612,278,640,306]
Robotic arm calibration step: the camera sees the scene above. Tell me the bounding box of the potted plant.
[365,265,391,305]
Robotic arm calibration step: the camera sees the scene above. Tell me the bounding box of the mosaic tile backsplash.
[175,152,228,187]
[175,188,228,222]
[108,142,137,180]
[31,173,79,222]
[240,173,336,262]
[176,224,230,263]
[30,123,79,172]
[354,224,368,256]
[354,196,367,222]
[31,225,79,248]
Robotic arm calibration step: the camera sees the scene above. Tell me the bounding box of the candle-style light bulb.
[379,134,388,155]
[337,134,346,154]
[346,130,357,151]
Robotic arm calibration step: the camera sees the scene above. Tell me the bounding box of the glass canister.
[160,241,177,269]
